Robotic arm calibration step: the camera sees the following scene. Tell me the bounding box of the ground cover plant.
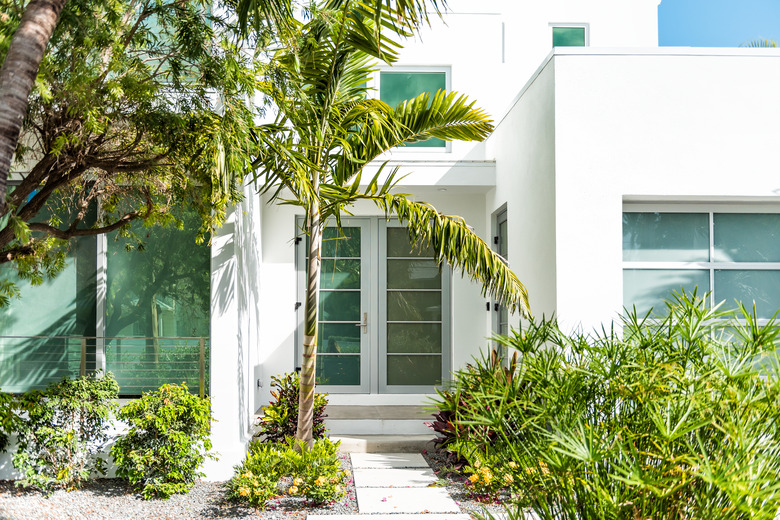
[434,292,780,519]
[227,436,346,508]
[259,372,328,442]
[111,383,214,499]
[13,373,119,491]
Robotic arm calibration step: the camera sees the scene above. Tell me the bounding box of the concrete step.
[325,405,433,435]
[331,435,434,453]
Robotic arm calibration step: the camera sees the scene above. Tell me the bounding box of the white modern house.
[4,0,780,480]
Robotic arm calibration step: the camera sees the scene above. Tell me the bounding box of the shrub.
[13,373,119,491]
[111,383,214,499]
[438,292,780,519]
[259,373,328,442]
[0,391,21,453]
[226,436,346,508]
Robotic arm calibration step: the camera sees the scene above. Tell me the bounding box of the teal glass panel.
[319,290,361,321]
[387,354,441,385]
[623,213,709,262]
[388,259,441,289]
[715,270,780,319]
[322,227,360,258]
[320,323,361,354]
[380,71,447,148]
[714,214,780,262]
[552,27,586,47]
[498,219,508,258]
[387,227,434,257]
[623,269,710,315]
[106,209,210,340]
[316,355,360,386]
[320,259,360,289]
[387,323,442,353]
[387,291,442,321]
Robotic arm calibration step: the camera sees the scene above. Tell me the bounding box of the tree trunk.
[0,0,66,209]
[296,204,322,449]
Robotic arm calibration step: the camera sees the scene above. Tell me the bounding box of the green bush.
[13,373,119,491]
[0,391,21,453]
[226,437,346,508]
[111,383,214,499]
[438,292,780,519]
[259,372,328,442]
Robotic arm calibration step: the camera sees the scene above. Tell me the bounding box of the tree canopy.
[0,0,260,304]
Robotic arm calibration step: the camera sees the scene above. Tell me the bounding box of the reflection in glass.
[387,292,442,321]
[322,227,361,258]
[319,291,361,321]
[387,228,434,257]
[715,270,780,319]
[320,323,361,354]
[380,72,446,148]
[714,214,780,262]
[623,213,709,262]
[317,355,360,386]
[387,323,442,353]
[387,259,441,289]
[623,269,709,315]
[387,355,441,385]
[320,259,360,289]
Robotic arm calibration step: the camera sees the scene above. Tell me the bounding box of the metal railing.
[0,336,209,397]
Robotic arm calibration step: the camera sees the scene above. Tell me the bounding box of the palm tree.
[248,0,531,447]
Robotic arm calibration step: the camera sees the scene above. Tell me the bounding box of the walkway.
[308,452,470,520]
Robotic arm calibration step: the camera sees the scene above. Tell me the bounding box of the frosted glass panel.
[387,259,441,289]
[387,323,442,353]
[317,355,360,386]
[714,214,780,262]
[387,355,441,385]
[623,269,709,315]
[623,213,709,262]
[715,270,780,319]
[388,292,442,321]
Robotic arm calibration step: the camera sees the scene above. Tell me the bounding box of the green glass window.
[380,71,447,148]
[623,212,709,262]
[552,26,586,47]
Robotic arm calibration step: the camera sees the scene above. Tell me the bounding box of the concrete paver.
[350,452,428,468]
[355,487,461,514]
[353,467,438,487]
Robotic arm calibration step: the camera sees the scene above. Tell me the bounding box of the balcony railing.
[0,336,209,397]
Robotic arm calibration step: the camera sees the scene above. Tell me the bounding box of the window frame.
[622,202,780,319]
[373,66,452,153]
[549,23,589,47]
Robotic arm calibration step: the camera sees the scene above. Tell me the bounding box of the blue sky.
[659,0,780,46]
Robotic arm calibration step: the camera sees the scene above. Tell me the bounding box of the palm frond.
[741,38,778,48]
[236,0,294,37]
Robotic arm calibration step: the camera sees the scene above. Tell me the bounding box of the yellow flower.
[474,460,482,469]
[468,474,480,483]
[315,476,327,486]
[293,477,303,486]
[503,474,514,484]
[482,471,493,483]
[289,486,299,495]
[335,485,342,493]
[508,461,517,469]
[479,467,490,475]
[239,487,250,497]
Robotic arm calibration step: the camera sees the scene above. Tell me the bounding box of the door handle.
[354,312,367,334]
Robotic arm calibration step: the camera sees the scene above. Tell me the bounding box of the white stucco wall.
[551,48,780,332]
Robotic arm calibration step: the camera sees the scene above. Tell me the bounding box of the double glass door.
[296,218,450,393]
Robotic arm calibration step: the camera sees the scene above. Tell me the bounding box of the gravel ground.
[0,450,508,520]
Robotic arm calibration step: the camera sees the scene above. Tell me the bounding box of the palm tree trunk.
[0,0,66,209]
[296,203,322,448]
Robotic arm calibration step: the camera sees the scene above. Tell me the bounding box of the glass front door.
[296,218,450,393]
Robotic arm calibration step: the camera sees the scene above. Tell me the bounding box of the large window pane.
[380,71,447,148]
[623,269,710,315]
[320,323,361,354]
[714,214,780,262]
[387,323,442,353]
[322,227,360,258]
[387,355,441,385]
[715,270,780,319]
[316,355,360,386]
[623,213,709,262]
[388,291,442,321]
[388,259,441,289]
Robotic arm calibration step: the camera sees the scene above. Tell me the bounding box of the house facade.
[4,0,780,480]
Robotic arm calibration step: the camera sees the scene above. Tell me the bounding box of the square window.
[552,26,586,47]
[379,70,447,148]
